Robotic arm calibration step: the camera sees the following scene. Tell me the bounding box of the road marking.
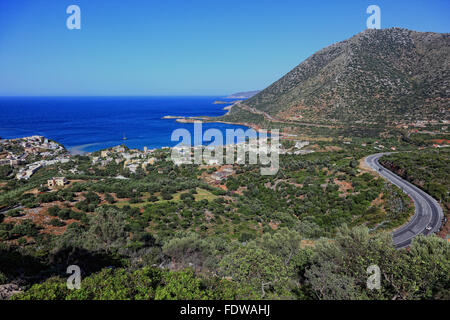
[365,153,443,248]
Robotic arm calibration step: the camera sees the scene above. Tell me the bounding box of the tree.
[305,225,397,300]
[258,228,302,266]
[0,165,12,180]
[105,193,116,204]
[306,260,361,300]
[396,235,450,299]
[219,243,292,299]
[48,206,60,217]
[84,207,129,253]
[12,267,212,300]
[162,232,214,270]
[154,269,209,300]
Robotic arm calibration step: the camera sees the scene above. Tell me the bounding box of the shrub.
[69,210,86,221]
[129,197,141,204]
[105,193,116,204]
[0,165,13,180]
[161,192,173,201]
[8,209,23,217]
[11,277,68,300]
[57,209,72,220]
[9,220,39,238]
[180,193,195,201]
[49,218,65,227]
[83,192,100,205]
[48,206,60,217]
[239,232,255,243]
[0,271,7,285]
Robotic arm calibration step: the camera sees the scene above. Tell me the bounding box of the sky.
[0,0,449,96]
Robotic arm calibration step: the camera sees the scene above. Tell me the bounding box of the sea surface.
[0,96,250,154]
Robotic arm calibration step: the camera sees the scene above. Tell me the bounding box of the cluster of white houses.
[211,166,234,182]
[2,135,321,182]
[15,156,71,180]
[92,146,159,174]
[170,139,315,166]
[0,136,70,180]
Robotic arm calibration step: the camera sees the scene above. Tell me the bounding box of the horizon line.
[0,94,240,98]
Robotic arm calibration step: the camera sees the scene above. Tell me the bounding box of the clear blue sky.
[0,0,449,96]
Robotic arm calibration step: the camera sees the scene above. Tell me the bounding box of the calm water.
[0,97,249,153]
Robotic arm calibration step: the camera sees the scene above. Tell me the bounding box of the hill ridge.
[244,27,450,125]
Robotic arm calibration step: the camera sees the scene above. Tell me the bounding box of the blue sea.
[0,97,249,154]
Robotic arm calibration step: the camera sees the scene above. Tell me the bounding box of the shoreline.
[161,100,268,133]
[65,121,259,156]
[173,117,265,133]
[67,142,103,155]
[3,101,267,156]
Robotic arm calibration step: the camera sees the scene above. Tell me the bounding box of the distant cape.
[225,90,261,99]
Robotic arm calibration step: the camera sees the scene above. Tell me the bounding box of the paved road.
[365,153,444,248]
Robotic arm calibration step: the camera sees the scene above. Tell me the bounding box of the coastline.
[161,100,267,133]
[1,97,259,156]
[172,117,265,134]
[67,142,103,155]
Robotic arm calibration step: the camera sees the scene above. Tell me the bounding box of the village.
[3,133,444,188]
[0,133,416,185]
[0,136,69,180]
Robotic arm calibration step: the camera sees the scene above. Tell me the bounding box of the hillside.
[242,28,449,125]
[1,136,448,300]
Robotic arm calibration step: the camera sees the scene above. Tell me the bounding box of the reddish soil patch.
[234,187,247,196]
[268,220,279,230]
[334,178,353,194]
[371,193,384,207]
[300,240,315,248]
[24,188,42,196]
[431,139,450,144]
[4,206,76,236]
[437,204,450,239]
[322,145,343,152]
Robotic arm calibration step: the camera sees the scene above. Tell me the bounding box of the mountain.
[243,28,449,125]
[225,90,261,99]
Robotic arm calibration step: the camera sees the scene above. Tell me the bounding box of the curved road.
[365,153,444,248]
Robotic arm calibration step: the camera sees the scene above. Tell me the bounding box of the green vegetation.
[0,138,448,300]
[1,27,449,301]
[381,149,450,235]
[11,267,256,300]
[9,226,449,300]
[381,149,449,206]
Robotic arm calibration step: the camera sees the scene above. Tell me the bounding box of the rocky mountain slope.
[244,28,449,125]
